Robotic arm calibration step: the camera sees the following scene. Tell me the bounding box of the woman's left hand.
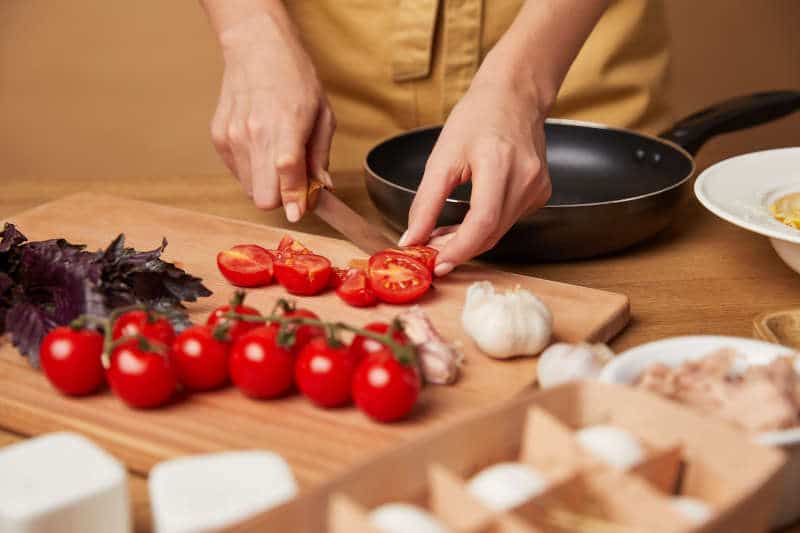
[399,70,552,277]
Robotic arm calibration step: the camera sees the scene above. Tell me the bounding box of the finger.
[434,156,510,276]
[306,104,336,189]
[275,113,316,222]
[429,224,459,238]
[401,149,466,247]
[227,99,253,196]
[249,114,281,210]
[210,84,239,183]
[427,230,457,250]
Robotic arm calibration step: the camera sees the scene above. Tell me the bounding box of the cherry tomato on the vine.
[229,326,294,399]
[269,307,324,355]
[107,341,176,409]
[206,296,262,344]
[217,244,274,287]
[352,348,421,422]
[349,322,409,363]
[295,337,357,408]
[112,310,175,348]
[273,253,332,296]
[40,327,105,396]
[171,325,230,391]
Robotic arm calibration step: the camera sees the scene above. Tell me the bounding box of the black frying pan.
[364,91,800,261]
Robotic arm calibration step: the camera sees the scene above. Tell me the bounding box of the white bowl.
[599,335,800,526]
[694,147,800,274]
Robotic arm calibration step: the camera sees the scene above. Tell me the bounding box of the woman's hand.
[208,3,335,221]
[400,70,552,276]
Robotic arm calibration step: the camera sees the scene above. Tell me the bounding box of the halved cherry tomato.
[112,310,175,348]
[367,252,432,304]
[349,322,409,363]
[295,337,357,407]
[269,307,324,355]
[171,325,230,391]
[107,341,176,409]
[217,244,274,287]
[206,293,262,344]
[335,269,377,307]
[273,253,332,295]
[229,326,294,399]
[277,234,313,255]
[40,327,105,396]
[352,348,421,422]
[385,246,438,272]
[328,267,349,290]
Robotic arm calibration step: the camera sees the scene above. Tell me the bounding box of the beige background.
[0,0,798,184]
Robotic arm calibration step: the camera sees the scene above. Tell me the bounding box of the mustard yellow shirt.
[286,0,671,172]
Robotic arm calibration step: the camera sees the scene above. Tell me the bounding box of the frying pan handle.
[658,90,800,155]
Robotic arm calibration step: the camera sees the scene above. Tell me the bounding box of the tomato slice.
[277,234,313,255]
[273,253,332,295]
[336,269,377,307]
[384,246,438,272]
[367,252,432,304]
[217,244,274,287]
[328,267,349,289]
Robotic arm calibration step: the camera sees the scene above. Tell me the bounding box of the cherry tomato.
[277,234,313,255]
[217,244,274,287]
[328,267,349,290]
[107,341,176,409]
[295,337,357,408]
[40,327,105,396]
[352,349,421,422]
[229,326,294,399]
[385,246,438,272]
[206,295,262,344]
[274,253,332,296]
[171,326,230,391]
[349,322,409,363]
[367,252,432,304]
[335,269,377,307]
[269,308,324,355]
[112,310,175,348]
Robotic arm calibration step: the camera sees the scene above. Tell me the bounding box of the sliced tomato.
[367,252,432,304]
[385,246,438,272]
[277,234,313,255]
[348,258,369,270]
[336,269,377,307]
[328,267,349,290]
[273,253,332,295]
[217,244,273,287]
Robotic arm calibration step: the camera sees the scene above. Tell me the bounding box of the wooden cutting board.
[0,193,629,488]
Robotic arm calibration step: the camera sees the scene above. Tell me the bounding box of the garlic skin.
[575,425,645,470]
[537,343,614,388]
[461,282,552,359]
[467,462,549,511]
[370,503,450,533]
[398,306,463,385]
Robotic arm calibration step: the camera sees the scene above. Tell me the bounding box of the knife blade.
[309,182,396,255]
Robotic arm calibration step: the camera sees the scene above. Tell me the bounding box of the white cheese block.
[149,451,297,533]
[369,503,450,533]
[671,496,712,523]
[0,431,130,533]
[467,462,549,511]
[575,425,645,470]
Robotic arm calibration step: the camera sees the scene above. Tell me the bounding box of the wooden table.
[3,156,800,531]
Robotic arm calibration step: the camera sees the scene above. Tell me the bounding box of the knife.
[308,179,397,255]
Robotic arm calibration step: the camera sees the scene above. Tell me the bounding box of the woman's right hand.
[209,5,335,221]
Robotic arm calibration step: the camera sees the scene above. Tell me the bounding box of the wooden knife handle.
[307,177,327,211]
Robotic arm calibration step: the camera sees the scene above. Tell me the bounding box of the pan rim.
[363,118,697,209]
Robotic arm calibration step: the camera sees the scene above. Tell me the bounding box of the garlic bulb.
[461,282,552,359]
[575,425,644,470]
[670,497,712,524]
[369,503,450,533]
[467,462,549,511]
[537,343,614,388]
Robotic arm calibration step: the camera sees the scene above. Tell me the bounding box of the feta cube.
[0,432,130,533]
[149,451,297,533]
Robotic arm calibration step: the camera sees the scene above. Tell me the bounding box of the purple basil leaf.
[0,223,27,253]
[6,302,58,367]
[0,272,12,296]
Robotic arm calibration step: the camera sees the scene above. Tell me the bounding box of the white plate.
[598,335,800,446]
[694,147,800,244]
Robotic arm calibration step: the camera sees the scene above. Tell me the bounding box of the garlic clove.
[575,425,645,470]
[537,343,614,388]
[467,462,549,511]
[369,503,450,533]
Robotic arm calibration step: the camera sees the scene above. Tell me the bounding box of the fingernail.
[285,202,300,223]
[398,230,410,246]
[434,262,454,277]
